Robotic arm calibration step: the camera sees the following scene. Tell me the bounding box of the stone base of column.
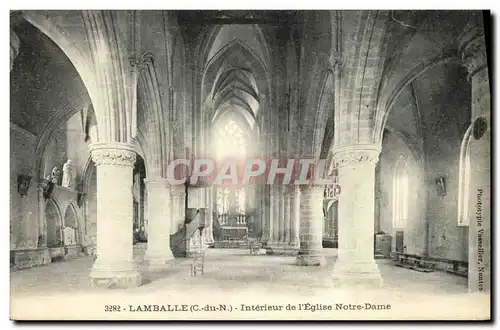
[266,244,297,256]
[90,260,142,289]
[288,240,300,250]
[283,244,299,256]
[265,241,280,255]
[272,243,299,256]
[295,251,326,266]
[144,252,175,271]
[331,261,383,288]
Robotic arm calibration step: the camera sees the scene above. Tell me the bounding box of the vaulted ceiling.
[384,61,471,163]
[10,19,90,137]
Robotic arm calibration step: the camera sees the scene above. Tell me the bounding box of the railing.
[216,213,248,226]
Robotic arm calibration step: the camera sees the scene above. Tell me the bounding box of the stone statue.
[46,166,61,184]
[61,159,73,188]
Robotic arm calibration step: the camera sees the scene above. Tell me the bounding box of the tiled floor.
[10,246,489,320]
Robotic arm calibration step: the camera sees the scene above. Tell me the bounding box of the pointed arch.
[202,24,271,73]
[373,52,459,144]
[301,69,334,159]
[202,39,271,103]
[63,202,80,245]
[21,11,98,106]
[137,52,167,178]
[45,197,64,247]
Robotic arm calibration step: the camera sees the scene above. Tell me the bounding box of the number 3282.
[105,305,121,312]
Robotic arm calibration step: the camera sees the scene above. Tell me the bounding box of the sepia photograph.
[8,7,492,321]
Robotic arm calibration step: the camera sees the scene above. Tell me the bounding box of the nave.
[11,246,488,320]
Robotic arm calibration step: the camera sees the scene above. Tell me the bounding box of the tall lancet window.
[236,188,246,214]
[393,154,409,229]
[214,118,247,216]
[217,188,230,215]
[458,125,473,226]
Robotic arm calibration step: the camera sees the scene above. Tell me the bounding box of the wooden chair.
[191,248,205,276]
[248,238,261,255]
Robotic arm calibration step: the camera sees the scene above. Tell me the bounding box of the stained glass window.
[214,119,247,160]
[236,188,245,213]
[217,188,230,215]
[214,118,247,216]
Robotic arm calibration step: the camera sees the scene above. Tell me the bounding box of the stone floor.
[10,245,490,321]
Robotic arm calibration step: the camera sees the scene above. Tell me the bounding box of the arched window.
[236,188,246,213]
[217,188,230,224]
[393,154,409,229]
[214,118,247,160]
[214,118,247,217]
[458,125,473,226]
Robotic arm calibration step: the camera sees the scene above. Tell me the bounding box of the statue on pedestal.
[61,159,73,189]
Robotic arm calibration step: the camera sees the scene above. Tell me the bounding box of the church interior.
[9,10,490,319]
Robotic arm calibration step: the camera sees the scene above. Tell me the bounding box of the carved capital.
[290,185,301,197]
[331,144,381,168]
[170,185,186,199]
[282,185,294,197]
[299,184,324,196]
[458,17,488,79]
[143,178,170,192]
[90,143,136,167]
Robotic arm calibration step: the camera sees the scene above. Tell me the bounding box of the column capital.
[290,184,301,196]
[90,143,136,167]
[170,184,186,199]
[282,185,294,197]
[143,177,171,190]
[331,144,381,168]
[458,16,488,80]
[298,183,325,193]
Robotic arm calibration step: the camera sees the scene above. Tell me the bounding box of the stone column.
[296,184,326,266]
[324,200,337,243]
[36,180,48,247]
[283,186,292,251]
[459,15,491,293]
[260,185,269,245]
[205,186,214,244]
[278,185,285,249]
[329,202,338,244]
[170,185,186,235]
[289,185,300,249]
[272,186,280,249]
[10,29,19,72]
[89,143,141,288]
[266,185,276,253]
[331,144,382,287]
[143,178,174,269]
[323,208,329,242]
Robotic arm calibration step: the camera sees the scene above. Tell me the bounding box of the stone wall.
[378,131,426,255]
[414,63,471,262]
[10,124,39,250]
